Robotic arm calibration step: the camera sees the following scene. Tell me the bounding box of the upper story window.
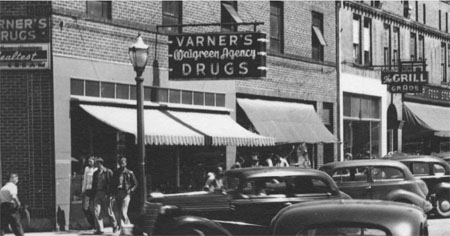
[312,11,325,62]
[221,1,242,32]
[403,0,410,18]
[363,18,372,66]
[86,1,111,20]
[441,43,447,82]
[393,27,400,66]
[439,10,442,30]
[270,1,284,53]
[423,4,426,24]
[162,1,182,34]
[410,32,417,61]
[418,35,424,61]
[415,1,419,21]
[383,24,391,67]
[446,12,449,32]
[353,14,361,64]
[448,44,450,82]
[371,1,381,8]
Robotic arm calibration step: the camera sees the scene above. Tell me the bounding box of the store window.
[270,1,284,53]
[312,11,325,62]
[86,1,111,20]
[221,1,241,32]
[162,1,182,34]
[343,93,381,159]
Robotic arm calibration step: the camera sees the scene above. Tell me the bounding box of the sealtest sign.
[168,32,267,80]
[0,16,51,70]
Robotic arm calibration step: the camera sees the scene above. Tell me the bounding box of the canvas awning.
[403,102,450,137]
[167,110,274,147]
[79,104,274,146]
[237,98,338,144]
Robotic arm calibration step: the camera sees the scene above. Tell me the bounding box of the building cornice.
[344,1,450,41]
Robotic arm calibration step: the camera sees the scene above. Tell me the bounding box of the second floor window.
[441,43,447,82]
[312,11,325,61]
[363,18,372,66]
[270,1,284,53]
[353,15,361,64]
[162,1,182,34]
[448,45,450,82]
[221,1,242,32]
[86,1,111,20]
[383,24,391,68]
[418,35,424,61]
[393,27,400,66]
[410,33,416,61]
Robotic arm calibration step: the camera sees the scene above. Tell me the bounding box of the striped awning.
[403,102,450,137]
[79,104,274,147]
[167,111,275,147]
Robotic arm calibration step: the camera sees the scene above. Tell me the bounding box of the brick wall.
[0,0,55,228]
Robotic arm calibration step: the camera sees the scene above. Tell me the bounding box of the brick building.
[339,1,450,160]
[0,0,338,231]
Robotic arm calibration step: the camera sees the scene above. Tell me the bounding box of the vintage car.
[133,167,349,236]
[385,154,450,217]
[432,152,450,166]
[320,159,432,213]
[270,199,429,236]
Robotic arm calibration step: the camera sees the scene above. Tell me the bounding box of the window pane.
[158,88,168,103]
[144,87,152,101]
[116,84,129,99]
[101,82,115,98]
[216,94,225,107]
[372,167,404,181]
[85,81,100,97]
[182,91,193,104]
[193,92,204,105]
[169,89,181,103]
[332,167,369,183]
[412,163,430,175]
[130,85,136,100]
[433,164,446,176]
[270,1,282,53]
[205,93,215,106]
[71,79,84,96]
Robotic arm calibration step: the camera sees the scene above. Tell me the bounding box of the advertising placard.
[0,16,51,70]
[168,32,267,80]
[381,71,428,93]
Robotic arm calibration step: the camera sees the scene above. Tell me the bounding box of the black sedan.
[271,199,429,236]
[133,167,349,236]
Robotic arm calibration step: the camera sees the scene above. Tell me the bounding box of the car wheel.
[436,197,450,218]
[172,227,206,236]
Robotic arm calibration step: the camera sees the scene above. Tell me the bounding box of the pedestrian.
[274,154,290,167]
[203,166,224,192]
[81,156,97,229]
[92,157,118,234]
[0,173,24,236]
[112,157,137,228]
[250,153,261,167]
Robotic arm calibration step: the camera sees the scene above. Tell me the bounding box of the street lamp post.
[128,33,149,206]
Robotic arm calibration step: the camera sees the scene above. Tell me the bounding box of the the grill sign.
[381,71,428,93]
[168,32,267,80]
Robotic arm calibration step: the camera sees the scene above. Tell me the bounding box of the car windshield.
[297,224,388,236]
[224,176,333,197]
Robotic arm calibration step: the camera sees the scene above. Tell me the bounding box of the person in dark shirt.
[112,157,138,227]
[92,158,118,234]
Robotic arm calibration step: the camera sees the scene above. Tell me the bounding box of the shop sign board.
[410,85,450,103]
[0,16,51,70]
[168,32,267,80]
[381,71,428,93]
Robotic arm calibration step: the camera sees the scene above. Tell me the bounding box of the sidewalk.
[4,228,119,236]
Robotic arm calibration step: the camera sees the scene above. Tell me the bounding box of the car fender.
[386,189,431,211]
[170,215,232,236]
[435,182,450,197]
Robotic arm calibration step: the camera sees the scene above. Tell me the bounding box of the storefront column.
[226,146,236,170]
[397,128,403,153]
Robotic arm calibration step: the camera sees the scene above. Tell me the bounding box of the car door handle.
[365,185,372,190]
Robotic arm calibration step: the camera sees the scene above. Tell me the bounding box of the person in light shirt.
[0,173,24,236]
[81,156,97,229]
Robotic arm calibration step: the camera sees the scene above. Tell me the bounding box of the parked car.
[320,159,432,213]
[270,199,429,236]
[432,152,450,166]
[133,167,349,236]
[385,154,450,217]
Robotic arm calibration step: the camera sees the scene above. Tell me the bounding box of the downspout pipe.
[336,1,342,161]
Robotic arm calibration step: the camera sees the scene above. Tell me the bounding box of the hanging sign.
[0,16,51,70]
[168,32,267,80]
[381,71,428,93]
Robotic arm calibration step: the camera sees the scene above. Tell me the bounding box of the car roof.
[272,199,426,235]
[386,155,450,172]
[225,167,330,179]
[320,159,408,169]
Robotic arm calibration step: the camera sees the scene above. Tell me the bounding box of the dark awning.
[403,102,450,137]
[237,98,338,144]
